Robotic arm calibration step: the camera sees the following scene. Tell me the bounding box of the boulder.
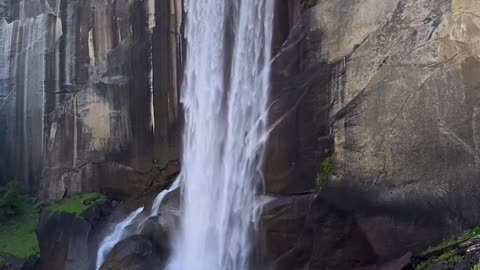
[139,217,172,255]
[36,201,113,270]
[98,235,163,270]
[261,194,314,265]
[265,196,377,270]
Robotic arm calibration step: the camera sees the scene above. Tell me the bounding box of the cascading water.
[95,178,181,269]
[166,1,275,270]
[95,207,144,270]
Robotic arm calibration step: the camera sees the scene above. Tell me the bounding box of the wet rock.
[261,194,314,265]
[271,196,376,270]
[139,217,172,255]
[36,200,113,270]
[36,212,91,270]
[99,235,163,270]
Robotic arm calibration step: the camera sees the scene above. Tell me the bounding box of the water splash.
[150,178,181,218]
[166,1,275,270]
[95,207,144,270]
[95,179,180,269]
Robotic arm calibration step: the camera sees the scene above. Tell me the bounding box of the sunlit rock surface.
[266,0,480,268]
[0,0,183,201]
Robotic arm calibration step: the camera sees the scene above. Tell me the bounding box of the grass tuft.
[316,157,334,192]
[420,227,480,257]
[47,193,107,217]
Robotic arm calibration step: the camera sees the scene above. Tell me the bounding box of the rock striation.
[0,0,183,201]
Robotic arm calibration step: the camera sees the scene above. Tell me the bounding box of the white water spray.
[167,1,275,270]
[95,179,180,269]
[150,178,181,218]
[95,207,144,270]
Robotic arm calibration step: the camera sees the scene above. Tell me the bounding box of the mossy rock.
[412,227,480,270]
[47,193,107,218]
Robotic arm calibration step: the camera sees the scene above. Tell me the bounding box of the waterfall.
[95,207,144,270]
[95,179,180,269]
[166,0,275,270]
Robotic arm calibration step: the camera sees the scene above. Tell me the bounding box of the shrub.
[0,181,23,221]
[316,157,334,192]
[0,181,39,260]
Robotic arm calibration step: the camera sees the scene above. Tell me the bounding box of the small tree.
[0,181,23,221]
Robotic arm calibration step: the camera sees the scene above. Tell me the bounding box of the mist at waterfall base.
[96,0,275,269]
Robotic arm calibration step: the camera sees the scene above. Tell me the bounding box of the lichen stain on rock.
[78,89,113,151]
[461,57,480,94]
[433,0,480,61]
[308,0,398,63]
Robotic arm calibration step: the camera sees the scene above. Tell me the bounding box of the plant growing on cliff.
[420,227,480,258]
[0,181,23,221]
[0,181,39,260]
[47,192,107,217]
[316,157,334,192]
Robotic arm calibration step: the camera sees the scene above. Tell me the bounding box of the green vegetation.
[0,181,23,221]
[47,192,107,217]
[316,157,334,192]
[0,181,39,260]
[413,227,480,270]
[420,227,480,257]
[414,252,463,270]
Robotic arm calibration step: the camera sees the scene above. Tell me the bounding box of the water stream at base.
[95,178,180,269]
[95,207,144,270]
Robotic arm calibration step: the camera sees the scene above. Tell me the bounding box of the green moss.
[47,193,107,217]
[0,194,39,260]
[414,262,428,270]
[316,157,334,192]
[413,252,464,270]
[421,227,480,257]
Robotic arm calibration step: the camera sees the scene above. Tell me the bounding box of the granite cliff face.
[263,0,480,268]
[0,0,182,201]
[1,0,480,269]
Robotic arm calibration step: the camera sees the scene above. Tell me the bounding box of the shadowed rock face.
[0,0,183,201]
[98,235,164,270]
[265,0,480,268]
[36,200,114,270]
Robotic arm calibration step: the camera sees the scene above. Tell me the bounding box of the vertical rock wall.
[264,0,480,268]
[0,0,183,201]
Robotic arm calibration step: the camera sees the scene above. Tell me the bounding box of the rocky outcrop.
[266,0,480,268]
[0,0,183,201]
[36,200,113,270]
[99,235,164,270]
